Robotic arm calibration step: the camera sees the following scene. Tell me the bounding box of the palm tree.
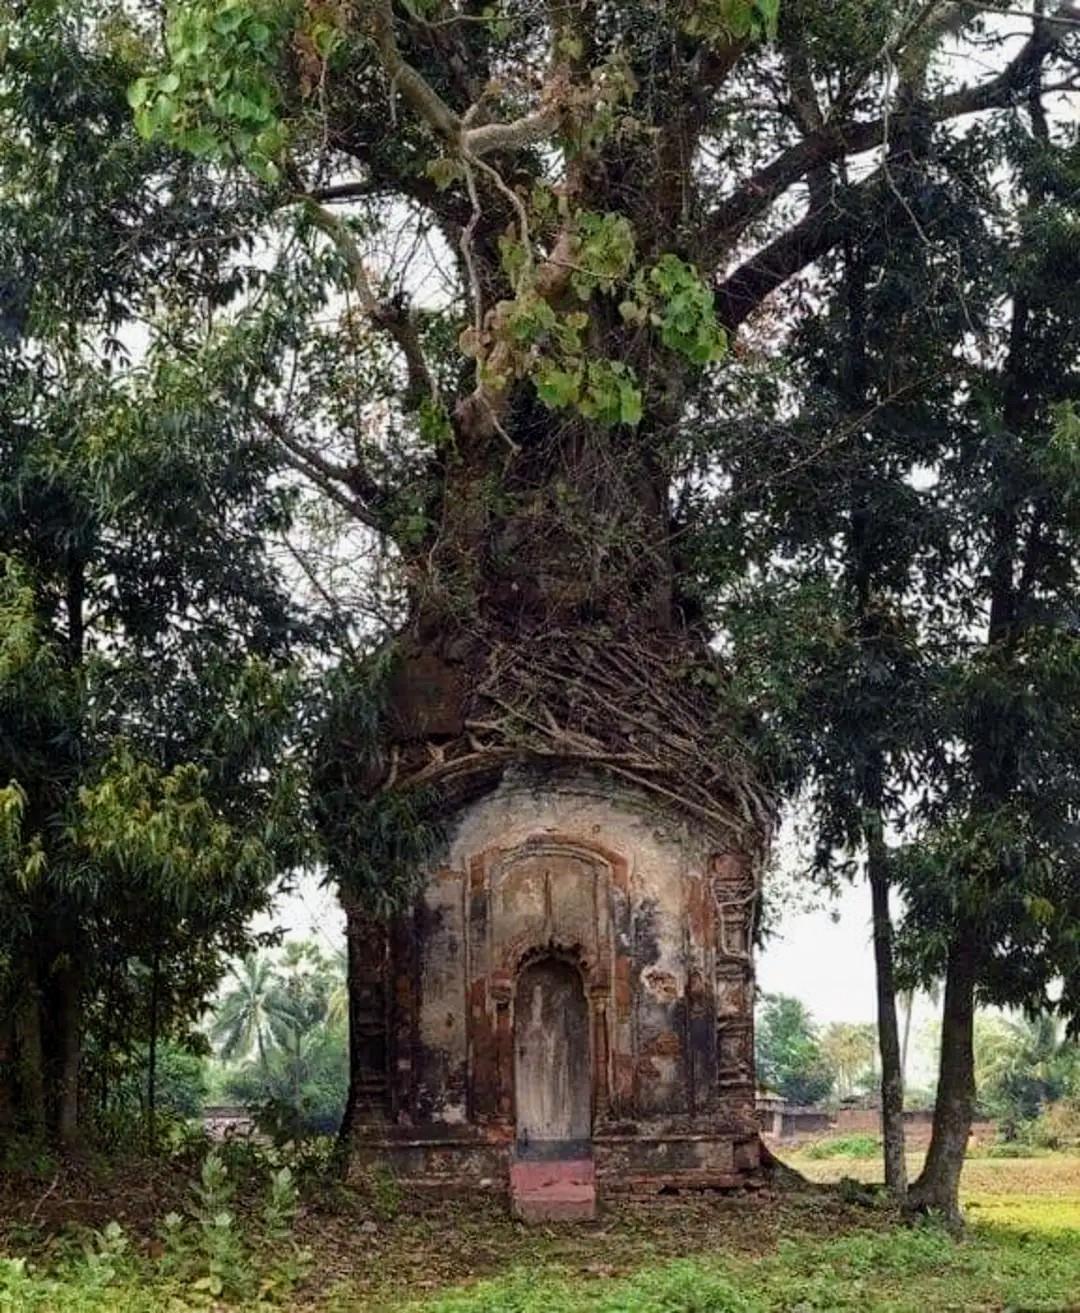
[264,944,334,1129]
[325,948,348,1031]
[976,1013,1079,1136]
[821,1023,878,1100]
[210,954,279,1075]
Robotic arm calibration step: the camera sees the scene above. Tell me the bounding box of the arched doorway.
[513,957,591,1157]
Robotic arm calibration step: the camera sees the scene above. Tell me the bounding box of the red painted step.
[510,1157,596,1222]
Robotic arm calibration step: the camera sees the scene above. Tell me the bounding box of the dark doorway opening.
[513,957,591,1159]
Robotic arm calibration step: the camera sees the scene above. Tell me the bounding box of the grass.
[327,1150,1080,1312]
[788,1140,1080,1231]
[0,1150,1077,1311]
[397,1225,1080,1312]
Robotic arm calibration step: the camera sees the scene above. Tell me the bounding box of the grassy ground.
[0,1149,1077,1311]
[790,1145,1080,1235]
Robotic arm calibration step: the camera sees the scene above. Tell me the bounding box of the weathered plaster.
[347,769,762,1199]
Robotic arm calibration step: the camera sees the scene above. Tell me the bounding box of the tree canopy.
[2,0,1079,1225]
[0,2,312,1143]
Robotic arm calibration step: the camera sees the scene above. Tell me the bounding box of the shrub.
[802,1133,881,1160]
[980,1141,1048,1159]
[1026,1098,1080,1151]
[222,1026,347,1138]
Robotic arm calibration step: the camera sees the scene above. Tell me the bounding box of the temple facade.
[342,768,764,1220]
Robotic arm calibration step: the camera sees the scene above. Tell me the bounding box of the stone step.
[510,1157,597,1222]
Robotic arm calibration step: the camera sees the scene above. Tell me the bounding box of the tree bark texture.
[867,830,907,1196]
[53,962,82,1147]
[909,933,977,1223]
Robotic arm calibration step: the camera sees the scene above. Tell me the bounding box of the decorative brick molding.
[345,775,764,1208]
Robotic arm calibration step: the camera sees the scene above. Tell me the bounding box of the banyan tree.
[132,0,1080,1216]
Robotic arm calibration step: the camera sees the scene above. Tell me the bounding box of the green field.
[1,1152,1077,1311]
[790,1145,1080,1236]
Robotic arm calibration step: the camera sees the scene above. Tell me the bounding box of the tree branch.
[704,0,1077,259]
[369,0,461,143]
[253,405,388,534]
[307,181,379,204]
[366,0,562,158]
[301,197,438,408]
[715,167,888,331]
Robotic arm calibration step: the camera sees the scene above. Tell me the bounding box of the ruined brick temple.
[338,633,772,1220]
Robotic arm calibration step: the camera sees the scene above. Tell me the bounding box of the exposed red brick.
[643,1030,682,1058]
[642,968,678,1002]
[510,1158,596,1223]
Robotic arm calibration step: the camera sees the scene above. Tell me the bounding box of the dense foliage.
[975,1014,1079,1137]
[0,2,313,1144]
[2,0,1079,1228]
[755,994,834,1105]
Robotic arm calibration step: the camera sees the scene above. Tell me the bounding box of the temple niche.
[342,769,765,1221]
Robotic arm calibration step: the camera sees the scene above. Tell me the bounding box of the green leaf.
[535,363,580,409]
[248,156,281,185]
[126,78,151,110]
[151,95,177,130]
[617,379,643,426]
[213,7,246,35]
[755,0,781,40]
[178,127,221,158]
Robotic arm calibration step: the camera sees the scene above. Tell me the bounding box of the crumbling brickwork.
[344,772,763,1206]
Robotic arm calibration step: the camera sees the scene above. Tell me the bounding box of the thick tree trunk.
[908,932,977,1224]
[867,826,907,1196]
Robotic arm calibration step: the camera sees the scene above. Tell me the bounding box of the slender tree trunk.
[908,266,1033,1224]
[53,962,82,1147]
[50,556,86,1149]
[0,1010,14,1133]
[840,239,906,1194]
[909,933,977,1224]
[292,1032,302,1138]
[147,938,161,1145]
[900,991,915,1088]
[99,950,116,1119]
[866,816,907,1195]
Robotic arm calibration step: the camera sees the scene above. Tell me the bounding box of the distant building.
[201,1104,255,1140]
